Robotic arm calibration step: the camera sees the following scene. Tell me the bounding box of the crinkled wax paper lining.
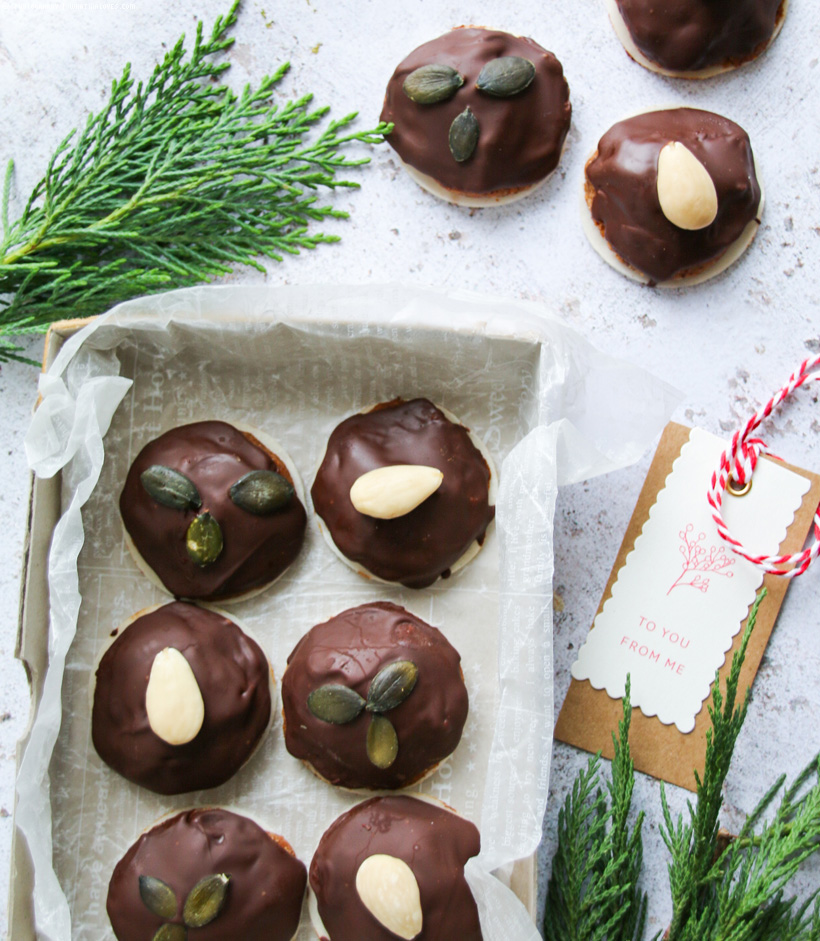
[20,284,679,941]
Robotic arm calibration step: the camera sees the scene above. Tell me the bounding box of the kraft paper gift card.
[555,422,820,791]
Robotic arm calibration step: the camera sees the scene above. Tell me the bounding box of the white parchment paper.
[20,283,678,940]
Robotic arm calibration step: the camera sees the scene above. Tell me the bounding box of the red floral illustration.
[668,523,736,595]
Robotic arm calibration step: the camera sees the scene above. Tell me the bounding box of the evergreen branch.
[662,591,765,939]
[544,677,647,941]
[0,0,391,363]
[2,159,13,241]
[708,753,820,940]
[608,678,649,941]
[549,588,820,940]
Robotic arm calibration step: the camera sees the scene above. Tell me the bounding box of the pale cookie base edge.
[401,160,546,208]
[604,0,789,79]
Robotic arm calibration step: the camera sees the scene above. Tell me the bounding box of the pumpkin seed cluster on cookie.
[381,27,571,206]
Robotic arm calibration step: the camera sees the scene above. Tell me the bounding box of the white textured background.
[1,0,819,937]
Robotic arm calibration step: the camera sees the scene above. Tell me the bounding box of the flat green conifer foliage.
[545,591,820,941]
[0,1,391,363]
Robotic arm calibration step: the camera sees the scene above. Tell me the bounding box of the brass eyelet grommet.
[726,475,752,497]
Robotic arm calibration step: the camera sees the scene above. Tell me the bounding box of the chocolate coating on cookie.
[381,28,571,196]
[282,602,468,789]
[92,602,271,794]
[615,0,786,73]
[311,399,494,588]
[107,808,306,941]
[120,420,306,600]
[310,796,482,941]
[586,108,761,284]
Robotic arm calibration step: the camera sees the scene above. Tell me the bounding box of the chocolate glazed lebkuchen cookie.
[107,808,306,941]
[311,398,496,588]
[92,601,272,794]
[282,602,469,790]
[583,108,763,286]
[381,27,571,206]
[607,0,788,77]
[120,420,307,602]
[309,796,482,941]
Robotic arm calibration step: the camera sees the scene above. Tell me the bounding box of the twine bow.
[707,353,820,577]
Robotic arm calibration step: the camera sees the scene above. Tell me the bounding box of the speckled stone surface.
[1,1,819,936]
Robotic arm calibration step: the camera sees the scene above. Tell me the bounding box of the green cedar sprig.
[704,755,820,941]
[544,676,647,941]
[0,1,391,364]
[661,588,820,939]
[546,589,820,941]
[660,591,763,937]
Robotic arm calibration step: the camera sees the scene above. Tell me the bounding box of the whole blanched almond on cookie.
[312,399,496,588]
[582,107,763,286]
[309,796,482,940]
[92,601,273,795]
[349,464,443,519]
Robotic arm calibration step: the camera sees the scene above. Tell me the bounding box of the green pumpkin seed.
[229,469,293,515]
[140,465,202,511]
[475,56,535,97]
[308,685,366,724]
[186,513,223,567]
[366,715,399,769]
[182,873,231,928]
[139,875,178,919]
[449,107,479,163]
[152,925,186,941]
[403,64,464,104]
[366,660,418,714]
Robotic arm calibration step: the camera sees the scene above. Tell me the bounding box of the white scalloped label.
[571,427,810,733]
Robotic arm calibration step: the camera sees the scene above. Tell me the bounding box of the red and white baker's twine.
[707,353,820,578]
